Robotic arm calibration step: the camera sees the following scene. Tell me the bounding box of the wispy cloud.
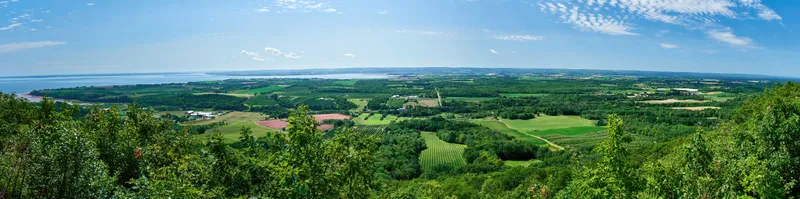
[537,0,780,39]
[344,53,356,58]
[377,10,389,15]
[86,2,94,6]
[494,35,544,42]
[659,43,679,49]
[0,23,21,31]
[0,41,66,53]
[489,49,498,54]
[252,57,265,62]
[256,7,270,13]
[240,50,259,57]
[265,47,299,59]
[393,29,443,35]
[707,30,754,47]
[263,0,339,13]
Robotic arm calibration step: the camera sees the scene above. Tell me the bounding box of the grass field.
[474,120,547,145]
[359,114,408,125]
[236,86,286,94]
[182,112,272,143]
[420,132,466,172]
[500,93,550,97]
[504,159,541,167]
[334,80,358,85]
[348,98,368,111]
[529,126,605,136]
[446,97,495,101]
[503,115,595,131]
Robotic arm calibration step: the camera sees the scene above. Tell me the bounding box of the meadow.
[182,112,271,143]
[499,93,550,97]
[236,86,286,94]
[502,115,595,131]
[419,132,466,172]
[473,120,547,145]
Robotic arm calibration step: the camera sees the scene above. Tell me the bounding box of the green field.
[503,115,595,131]
[334,80,358,85]
[236,86,286,94]
[504,159,541,167]
[420,132,466,172]
[182,112,272,143]
[348,98,368,111]
[445,97,495,101]
[359,114,407,125]
[474,120,547,145]
[500,93,550,97]
[529,126,605,136]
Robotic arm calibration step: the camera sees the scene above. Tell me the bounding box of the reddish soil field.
[312,114,351,122]
[317,124,335,131]
[258,119,336,131]
[257,119,289,129]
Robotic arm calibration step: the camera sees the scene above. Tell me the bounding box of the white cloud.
[30,19,43,23]
[659,43,679,49]
[489,49,498,54]
[257,8,270,13]
[494,35,545,42]
[344,53,356,57]
[537,0,780,38]
[264,47,300,59]
[393,29,443,35]
[0,23,21,31]
[240,50,259,57]
[0,41,66,53]
[86,2,94,6]
[378,10,389,15]
[707,30,753,47]
[252,57,265,62]
[265,0,339,13]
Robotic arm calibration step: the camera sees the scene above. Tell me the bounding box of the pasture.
[359,114,404,125]
[671,106,721,111]
[528,126,605,136]
[474,120,547,145]
[419,132,466,172]
[348,98,368,111]
[643,99,710,104]
[503,115,595,131]
[236,86,286,94]
[334,80,358,85]
[445,97,495,101]
[504,160,541,167]
[500,93,550,97]
[182,112,271,143]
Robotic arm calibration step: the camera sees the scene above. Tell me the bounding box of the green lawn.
[182,112,271,143]
[474,120,546,145]
[236,86,286,94]
[500,93,550,97]
[529,126,605,136]
[445,97,495,101]
[420,132,466,172]
[503,115,595,131]
[212,121,273,143]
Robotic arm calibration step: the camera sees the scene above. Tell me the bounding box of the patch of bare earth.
[313,114,350,122]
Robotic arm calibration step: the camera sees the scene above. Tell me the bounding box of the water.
[0,73,390,101]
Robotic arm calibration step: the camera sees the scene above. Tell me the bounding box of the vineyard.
[419,132,466,171]
[351,125,388,134]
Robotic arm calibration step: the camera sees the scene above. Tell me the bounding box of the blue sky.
[0,0,798,76]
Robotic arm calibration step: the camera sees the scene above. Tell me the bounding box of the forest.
[2,72,798,198]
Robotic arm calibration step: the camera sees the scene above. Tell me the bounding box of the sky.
[0,0,798,77]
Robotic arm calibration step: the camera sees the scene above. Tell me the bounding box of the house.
[186,111,214,119]
[673,88,700,95]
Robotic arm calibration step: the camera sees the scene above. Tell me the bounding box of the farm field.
[334,80,358,85]
[504,159,541,167]
[445,97,495,101]
[182,111,264,126]
[419,132,466,172]
[236,86,286,94]
[193,92,254,97]
[474,120,547,145]
[643,99,710,104]
[348,98,368,111]
[500,93,550,97]
[503,115,595,131]
[213,121,273,143]
[358,113,408,125]
[528,126,605,136]
[671,106,721,111]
